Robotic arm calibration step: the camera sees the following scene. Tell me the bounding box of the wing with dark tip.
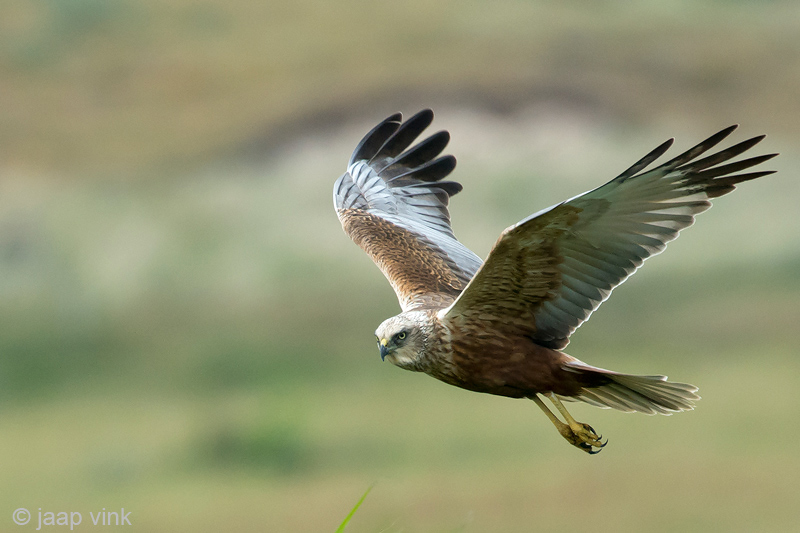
[443,126,777,349]
[334,110,482,311]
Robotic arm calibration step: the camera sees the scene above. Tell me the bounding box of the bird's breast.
[429,318,575,398]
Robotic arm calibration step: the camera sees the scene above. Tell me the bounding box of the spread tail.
[560,360,700,415]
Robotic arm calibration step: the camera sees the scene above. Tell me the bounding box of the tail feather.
[561,361,700,415]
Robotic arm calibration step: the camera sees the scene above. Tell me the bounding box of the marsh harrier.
[333,110,775,453]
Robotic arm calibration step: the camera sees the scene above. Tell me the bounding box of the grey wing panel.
[443,126,775,350]
[333,110,483,308]
[529,126,776,348]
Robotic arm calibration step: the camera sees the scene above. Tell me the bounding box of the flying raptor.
[332,109,776,453]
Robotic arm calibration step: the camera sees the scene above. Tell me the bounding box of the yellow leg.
[531,395,569,429]
[531,393,607,454]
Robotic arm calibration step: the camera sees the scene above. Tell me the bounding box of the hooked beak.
[379,338,388,361]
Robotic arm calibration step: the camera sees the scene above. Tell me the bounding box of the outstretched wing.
[443,126,777,349]
[334,110,482,311]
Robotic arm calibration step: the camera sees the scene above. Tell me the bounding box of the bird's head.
[374,313,428,370]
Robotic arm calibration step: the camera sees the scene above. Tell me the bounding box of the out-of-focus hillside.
[2,0,800,178]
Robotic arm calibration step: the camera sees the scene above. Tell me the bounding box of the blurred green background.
[1,0,799,531]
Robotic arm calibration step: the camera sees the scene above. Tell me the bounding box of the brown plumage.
[332,109,777,453]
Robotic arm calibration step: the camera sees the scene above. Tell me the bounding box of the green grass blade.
[335,484,374,532]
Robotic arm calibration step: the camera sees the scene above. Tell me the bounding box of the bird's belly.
[437,336,582,398]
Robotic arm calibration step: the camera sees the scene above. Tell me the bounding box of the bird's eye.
[396,332,406,341]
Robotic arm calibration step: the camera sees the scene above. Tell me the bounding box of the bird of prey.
[332,109,776,453]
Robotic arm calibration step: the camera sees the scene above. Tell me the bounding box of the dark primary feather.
[615,138,675,181]
[652,124,739,171]
[348,113,402,166]
[445,126,777,349]
[369,110,434,168]
[382,131,451,178]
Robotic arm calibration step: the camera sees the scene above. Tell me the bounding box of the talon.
[531,395,609,455]
[563,423,606,454]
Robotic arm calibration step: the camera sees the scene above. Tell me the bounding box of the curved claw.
[531,395,609,455]
[563,423,607,454]
[582,439,608,454]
